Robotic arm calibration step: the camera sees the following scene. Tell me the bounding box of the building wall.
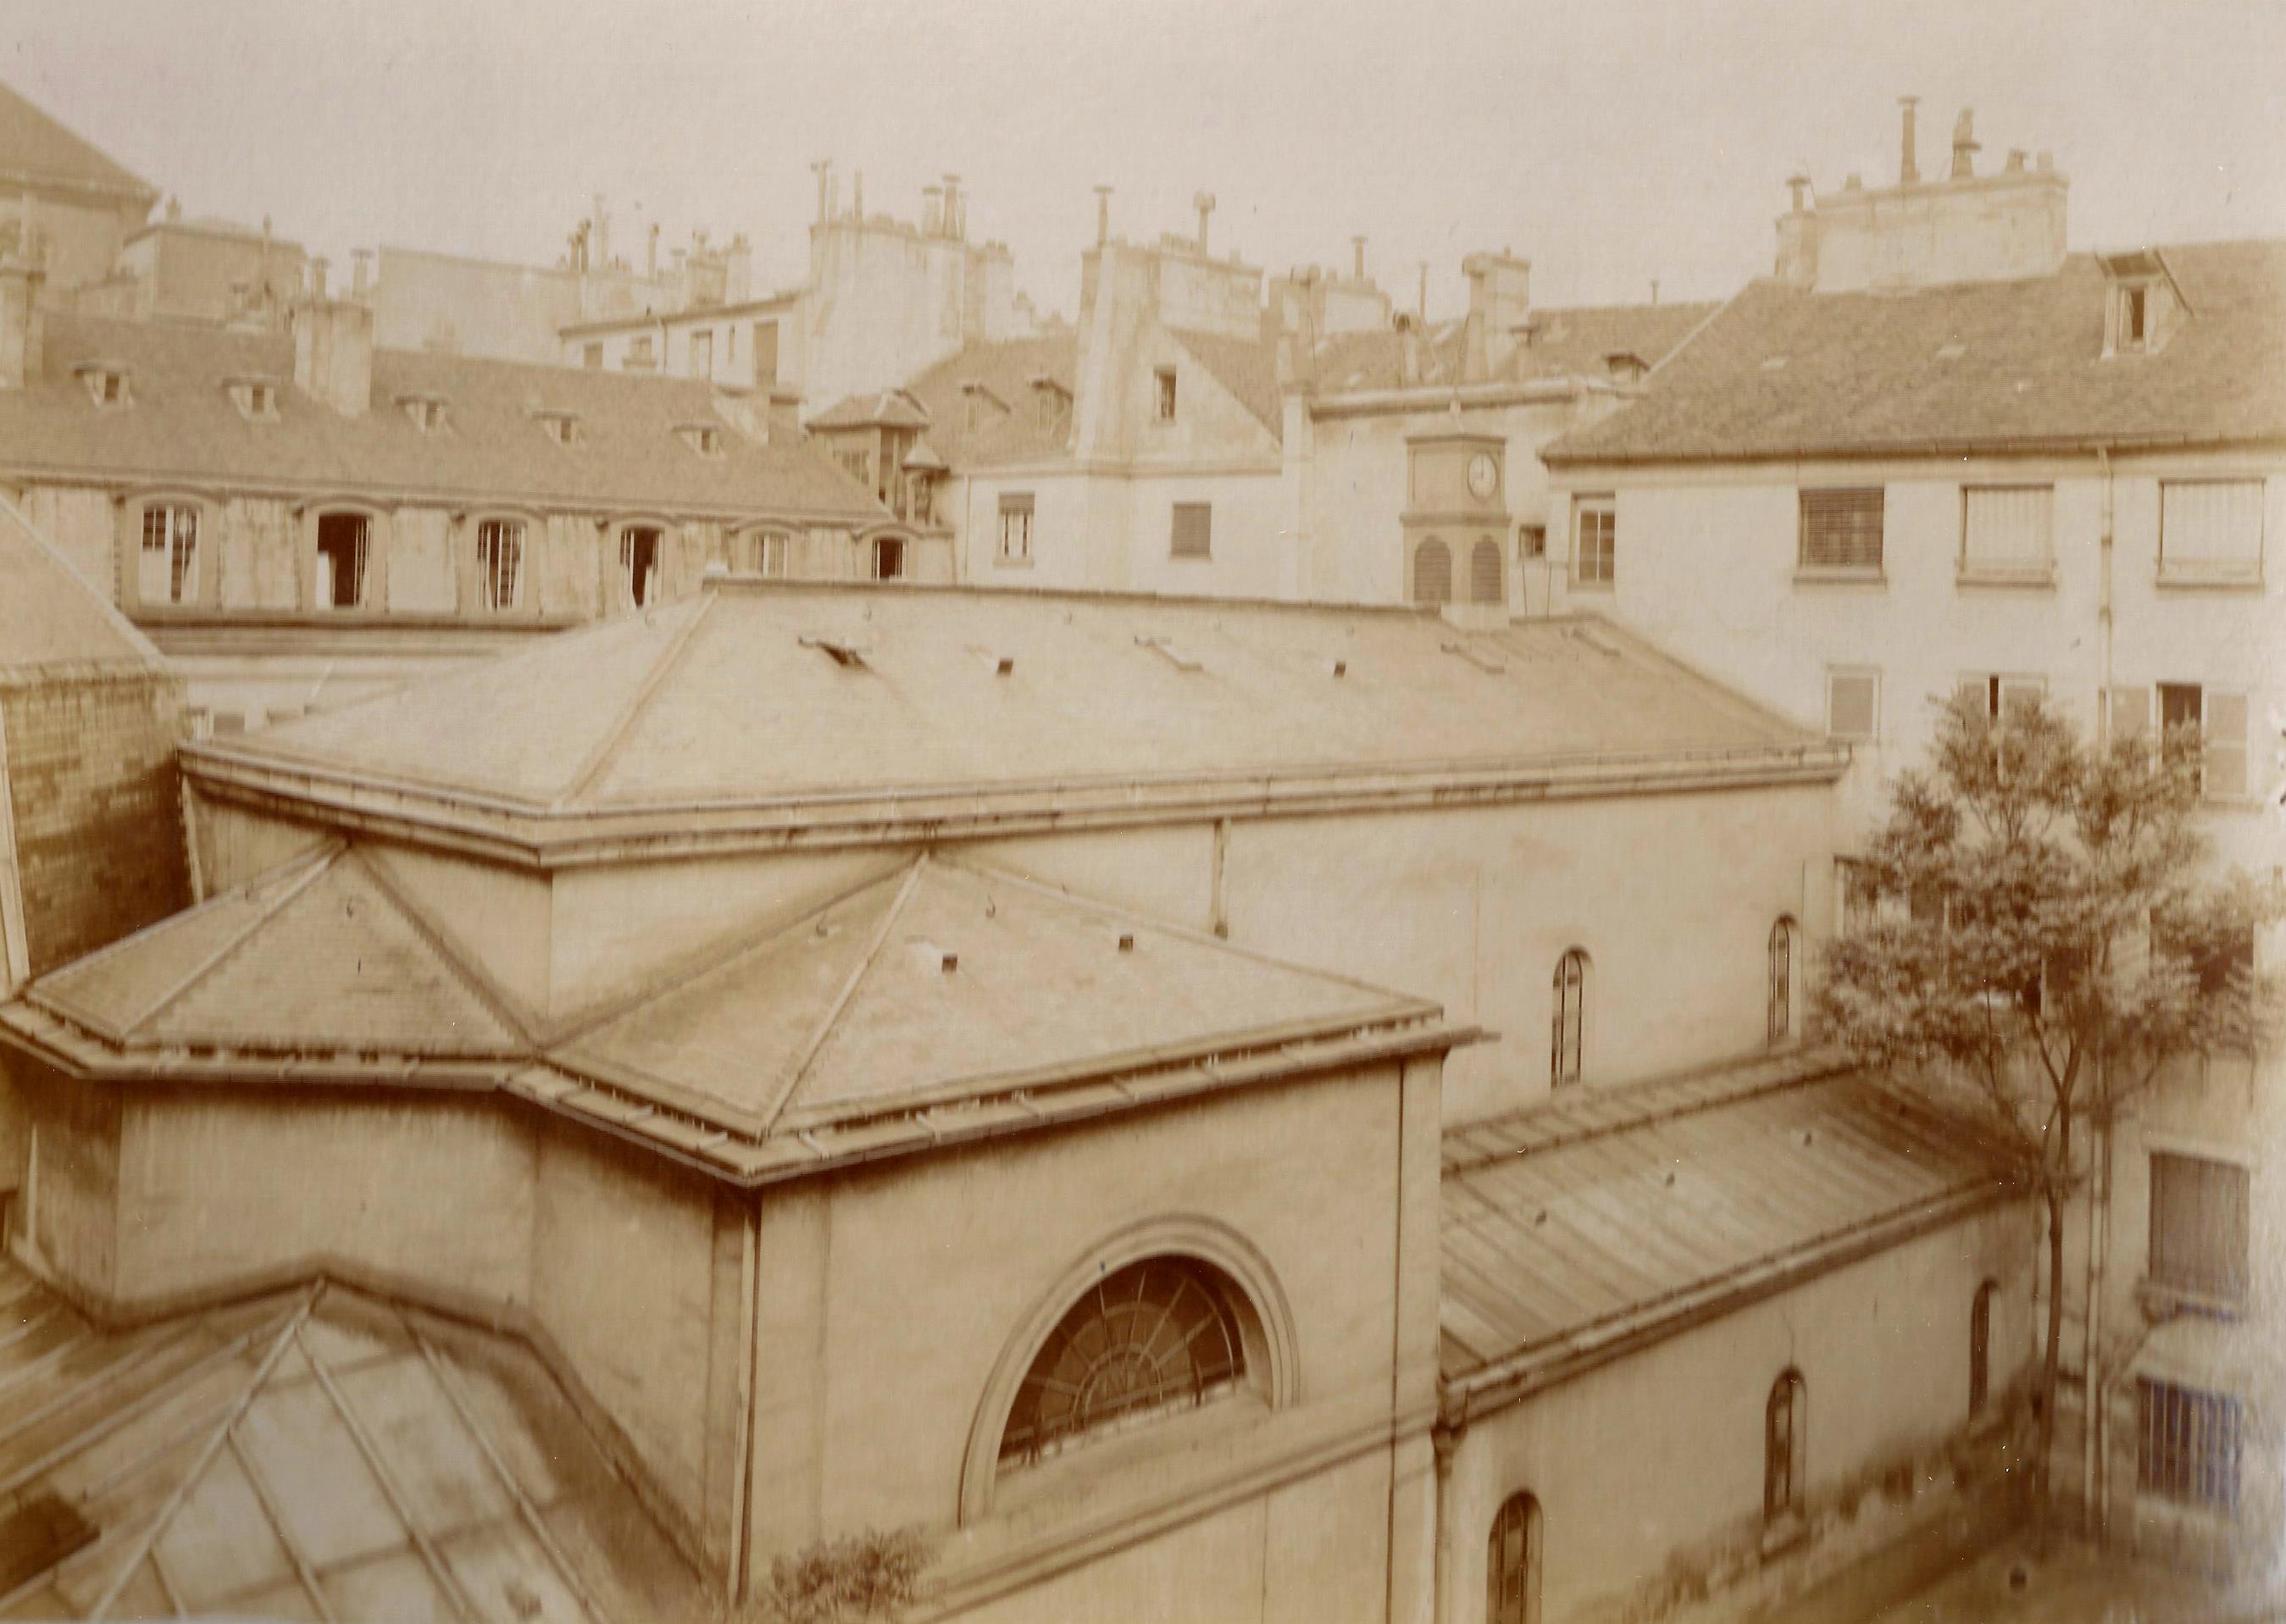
[0,670,188,980]
[746,1055,1441,1621]
[953,463,1284,596]
[7,189,145,301]
[1442,1202,2032,1624]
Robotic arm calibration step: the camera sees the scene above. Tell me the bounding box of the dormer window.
[399,395,447,434]
[225,378,280,423]
[535,410,580,446]
[75,363,130,409]
[2100,250,2188,358]
[678,424,724,457]
[1155,367,1178,422]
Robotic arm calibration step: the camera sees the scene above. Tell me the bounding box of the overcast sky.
[8,0,2283,320]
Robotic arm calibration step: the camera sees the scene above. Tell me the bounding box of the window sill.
[995,555,1035,569]
[1793,567,1886,588]
[1956,567,2056,590]
[2155,570,2264,593]
[1568,578,1615,592]
[2138,1278,2247,1323]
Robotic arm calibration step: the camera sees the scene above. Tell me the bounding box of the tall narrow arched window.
[1413,538,1452,605]
[997,1256,1250,1472]
[1486,1492,1542,1624]
[1470,536,1504,603]
[1766,1370,1807,1522]
[1767,917,1796,1044]
[1970,1280,1996,1417]
[1551,950,1587,1088]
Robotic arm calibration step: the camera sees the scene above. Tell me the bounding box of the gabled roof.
[0,314,888,523]
[1307,301,1719,396]
[0,80,155,202]
[1439,1051,2017,1420]
[1169,327,1284,439]
[0,502,166,680]
[808,388,932,431]
[0,1263,704,1621]
[902,335,1080,468]
[1546,240,2286,464]
[4,849,1464,1186]
[179,582,1842,861]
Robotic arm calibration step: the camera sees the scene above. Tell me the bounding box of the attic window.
[1155,367,1178,422]
[401,396,447,433]
[2100,251,2185,358]
[679,424,724,457]
[536,411,580,446]
[75,363,130,408]
[226,377,280,422]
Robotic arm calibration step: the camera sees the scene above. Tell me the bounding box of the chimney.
[646,222,659,279]
[853,169,865,221]
[943,175,963,240]
[1416,262,1428,325]
[1786,172,1810,213]
[923,185,943,236]
[293,294,373,417]
[1401,324,1422,385]
[812,160,831,226]
[309,256,330,299]
[594,194,611,269]
[1193,191,1216,255]
[1898,96,1921,186]
[350,249,371,297]
[766,388,802,443]
[1351,236,1367,280]
[0,255,45,389]
[1950,108,1979,180]
[1094,184,1112,247]
[1462,252,1531,381]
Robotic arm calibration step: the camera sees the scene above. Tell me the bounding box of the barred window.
[1799,488,1884,574]
[2149,1153,2250,1303]
[475,520,523,612]
[1413,538,1452,605]
[1572,496,1615,586]
[1486,1493,1542,1624]
[998,1257,1247,1469]
[1551,950,1586,1088]
[2138,1381,2241,1511]
[1170,502,1212,560]
[138,504,199,606]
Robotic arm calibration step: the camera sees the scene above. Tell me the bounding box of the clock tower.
[1401,430,1509,609]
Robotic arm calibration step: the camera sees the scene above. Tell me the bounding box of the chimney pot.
[1785,172,1810,213]
[1193,191,1217,254]
[309,257,329,299]
[1093,184,1112,248]
[1950,108,1979,180]
[2006,148,2027,174]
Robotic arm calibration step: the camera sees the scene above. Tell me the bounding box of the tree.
[741,1528,934,1624]
[1812,691,2281,1521]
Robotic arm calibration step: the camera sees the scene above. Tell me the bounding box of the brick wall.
[3,672,191,978]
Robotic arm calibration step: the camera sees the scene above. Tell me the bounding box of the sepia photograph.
[0,2,2279,1619]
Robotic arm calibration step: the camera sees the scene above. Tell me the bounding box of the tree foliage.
[747,1527,933,1624]
[1811,690,2282,1506]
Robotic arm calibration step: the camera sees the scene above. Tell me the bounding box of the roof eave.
[1545,429,2286,469]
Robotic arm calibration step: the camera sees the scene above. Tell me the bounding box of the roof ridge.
[549,594,719,812]
[762,856,929,1132]
[345,848,541,1050]
[112,844,344,1042]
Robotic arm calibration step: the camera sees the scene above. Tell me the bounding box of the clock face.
[1467,451,1500,501]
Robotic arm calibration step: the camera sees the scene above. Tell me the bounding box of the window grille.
[1800,488,1884,573]
[1470,537,1503,603]
[2149,1153,2250,1303]
[998,1257,1246,1468]
[138,504,199,605]
[1573,496,1615,585]
[1551,951,1585,1087]
[2138,1381,2241,1511]
[1170,502,1212,559]
[476,520,524,612]
[1413,539,1451,605]
[1486,1493,1542,1624]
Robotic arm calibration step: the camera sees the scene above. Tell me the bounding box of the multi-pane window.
[475,520,523,612]
[732,529,787,578]
[1470,537,1503,604]
[1766,1371,1807,1523]
[1155,367,1178,422]
[1767,918,1795,1044]
[1551,951,1586,1088]
[1170,502,1212,560]
[1518,524,1546,562]
[997,1256,1246,1470]
[2148,1152,2250,1304]
[137,504,199,606]
[315,513,368,609]
[998,493,1035,563]
[1956,673,2046,723]
[1486,1493,1542,1624]
[2156,683,2250,800]
[1572,496,1615,586]
[1799,488,1885,574]
[2138,1381,2241,1511]
[1825,669,1879,741]
[1961,485,2054,578]
[620,526,661,609]
[1413,538,1452,605]
[2160,481,2264,583]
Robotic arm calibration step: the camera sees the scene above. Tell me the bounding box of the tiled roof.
[3,850,1463,1186]
[902,335,1079,468]
[0,80,155,201]
[183,582,1840,855]
[1546,240,2286,463]
[1307,301,1718,396]
[1439,1051,2017,1415]
[0,502,165,679]
[1170,327,1284,439]
[807,389,932,431]
[0,1263,704,1621]
[0,314,890,522]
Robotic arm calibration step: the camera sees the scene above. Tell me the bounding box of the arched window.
[1551,950,1587,1088]
[1486,1492,1542,1624]
[1766,1370,1807,1522]
[997,1256,1248,1470]
[1970,1280,1996,1417]
[475,519,524,612]
[1470,536,1504,603]
[1413,538,1452,605]
[1767,917,1796,1044]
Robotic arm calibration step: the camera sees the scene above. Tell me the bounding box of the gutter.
[1545,430,2286,471]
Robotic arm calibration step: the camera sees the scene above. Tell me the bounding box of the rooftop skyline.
[11,0,2286,320]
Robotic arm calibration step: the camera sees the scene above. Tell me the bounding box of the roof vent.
[800,634,870,669]
[1118,932,1136,953]
[1330,659,1347,678]
[1135,634,1203,673]
[940,951,958,974]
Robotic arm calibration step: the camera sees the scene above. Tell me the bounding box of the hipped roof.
[0,502,167,680]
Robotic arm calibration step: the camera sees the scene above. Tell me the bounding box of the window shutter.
[2150,1154,2250,1300]
[2161,482,2264,579]
[1800,488,1885,572]
[1170,502,1212,558]
[1962,486,2053,573]
[2204,691,2249,799]
[1469,537,1503,603]
[1954,675,1989,714]
[1998,678,2045,720]
[2105,687,2151,742]
[1827,672,1878,740]
[1413,539,1451,604]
